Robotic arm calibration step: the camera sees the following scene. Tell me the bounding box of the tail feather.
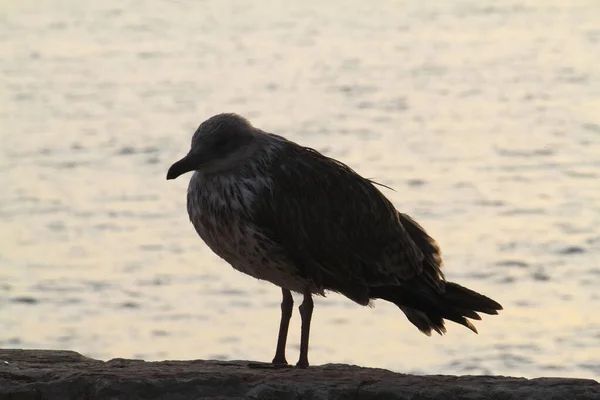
[454,307,482,320]
[444,282,503,315]
[399,307,445,336]
[382,213,502,335]
[372,280,502,336]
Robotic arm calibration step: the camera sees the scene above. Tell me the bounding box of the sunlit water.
[1,0,599,380]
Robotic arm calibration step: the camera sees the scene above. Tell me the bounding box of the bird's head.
[166,113,258,180]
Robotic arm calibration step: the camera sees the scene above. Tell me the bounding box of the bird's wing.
[254,143,426,299]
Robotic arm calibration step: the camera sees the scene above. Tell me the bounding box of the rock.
[0,349,598,400]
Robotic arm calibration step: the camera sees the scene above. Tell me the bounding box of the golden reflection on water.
[1,0,599,379]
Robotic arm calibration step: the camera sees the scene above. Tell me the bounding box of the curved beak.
[166,154,196,180]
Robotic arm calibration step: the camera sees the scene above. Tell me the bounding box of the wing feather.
[254,142,425,302]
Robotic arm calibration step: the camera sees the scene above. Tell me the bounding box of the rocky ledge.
[0,349,598,400]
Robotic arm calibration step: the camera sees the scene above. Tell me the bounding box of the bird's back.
[251,140,434,304]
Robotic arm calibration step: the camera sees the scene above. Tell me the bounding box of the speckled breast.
[186,171,312,293]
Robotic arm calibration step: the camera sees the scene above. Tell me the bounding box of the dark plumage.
[166,113,503,368]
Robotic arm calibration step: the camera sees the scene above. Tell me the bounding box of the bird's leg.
[272,288,294,365]
[248,289,294,369]
[296,290,314,369]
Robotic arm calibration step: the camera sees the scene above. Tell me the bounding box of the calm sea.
[1,0,599,379]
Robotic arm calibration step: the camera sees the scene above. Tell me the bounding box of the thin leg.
[296,290,314,368]
[272,288,294,365]
[248,288,294,369]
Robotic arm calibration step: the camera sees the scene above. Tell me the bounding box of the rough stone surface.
[0,349,598,400]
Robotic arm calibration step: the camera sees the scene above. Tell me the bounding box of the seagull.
[166,113,503,368]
